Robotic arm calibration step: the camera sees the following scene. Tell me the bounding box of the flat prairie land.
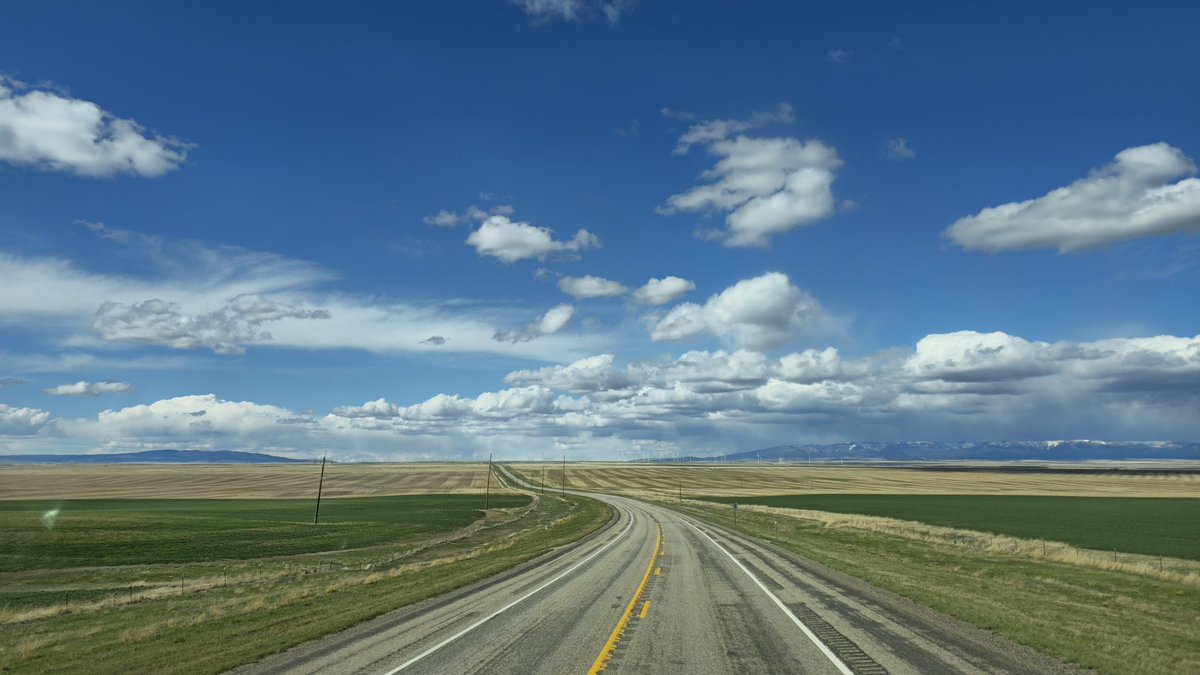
[543,462,1200,498]
[0,489,611,674]
[0,463,509,500]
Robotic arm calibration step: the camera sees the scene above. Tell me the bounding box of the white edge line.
[383,506,634,674]
[684,519,855,675]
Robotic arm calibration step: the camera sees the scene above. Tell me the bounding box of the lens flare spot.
[42,507,60,530]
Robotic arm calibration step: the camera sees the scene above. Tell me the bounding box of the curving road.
[232,472,1076,675]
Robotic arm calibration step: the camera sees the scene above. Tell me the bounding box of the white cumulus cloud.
[0,403,52,435]
[466,215,600,263]
[330,398,401,419]
[43,380,133,396]
[55,394,318,451]
[661,106,842,247]
[504,354,634,394]
[945,143,1200,252]
[650,272,829,350]
[631,276,695,305]
[558,275,628,299]
[494,303,575,343]
[0,77,189,177]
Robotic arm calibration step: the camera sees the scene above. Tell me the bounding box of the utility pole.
[678,479,682,502]
[484,452,492,509]
[313,451,328,525]
[561,454,566,497]
[540,453,546,495]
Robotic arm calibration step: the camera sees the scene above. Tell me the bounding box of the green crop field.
[0,495,529,572]
[0,489,611,674]
[704,494,1200,560]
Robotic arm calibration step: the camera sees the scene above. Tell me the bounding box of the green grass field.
[1,495,528,572]
[703,494,1200,559]
[0,491,612,674]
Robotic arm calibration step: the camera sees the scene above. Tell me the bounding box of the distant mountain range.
[0,449,306,464]
[688,440,1200,463]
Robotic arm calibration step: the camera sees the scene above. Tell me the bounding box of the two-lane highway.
[234,498,655,675]
[233,480,1077,674]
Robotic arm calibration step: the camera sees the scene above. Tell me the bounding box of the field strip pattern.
[0,464,511,500]
[555,464,1200,498]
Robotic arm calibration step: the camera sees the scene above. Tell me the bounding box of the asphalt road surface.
[232,472,1077,675]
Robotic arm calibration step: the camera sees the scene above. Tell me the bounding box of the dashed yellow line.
[654,567,661,576]
[638,601,650,619]
[587,522,662,674]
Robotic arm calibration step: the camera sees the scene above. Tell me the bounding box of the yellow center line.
[654,567,661,576]
[638,601,650,619]
[587,522,662,674]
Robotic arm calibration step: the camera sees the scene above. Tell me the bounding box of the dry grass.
[13,636,50,661]
[120,623,160,644]
[0,463,511,500]
[547,462,1200,498]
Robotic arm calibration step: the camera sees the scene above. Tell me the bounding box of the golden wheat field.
[4,461,1196,501]
[0,463,510,500]
[544,463,1200,498]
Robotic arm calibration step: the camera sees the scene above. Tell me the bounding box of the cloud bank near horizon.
[8,330,1196,460]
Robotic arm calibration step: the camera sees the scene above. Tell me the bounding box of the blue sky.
[1,1,1197,460]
